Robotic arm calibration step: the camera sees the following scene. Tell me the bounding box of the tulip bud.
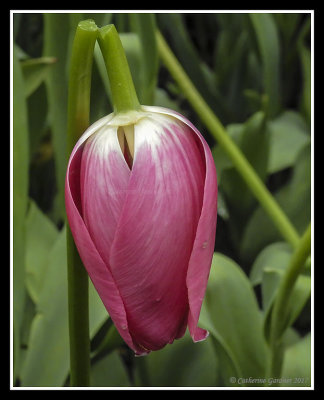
[65,104,217,355]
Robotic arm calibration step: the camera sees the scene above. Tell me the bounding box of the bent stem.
[97,24,141,114]
[66,19,98,387]
[156,30,300,249]
[266,223,311,382]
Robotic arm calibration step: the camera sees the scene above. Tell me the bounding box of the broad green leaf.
[249,13,281,117]
[240,144,311,263]
[280,333,311,387]
[267,111,310,174]
[91,351,129,387]
[199,305,241,387]
[262,268,311,341]
[200,253,269,385]
[134,331,218,387]
[20,226,108,386]
[21,56,56,97]
[249,241,293,286]
[13,42,30,381]
[24,200,58,303]
[20,228,70,387]
[213,110,310,184]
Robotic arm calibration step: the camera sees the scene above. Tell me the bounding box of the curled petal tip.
[192,328,209,343]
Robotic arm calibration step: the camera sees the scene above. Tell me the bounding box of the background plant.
[12,12,311,387]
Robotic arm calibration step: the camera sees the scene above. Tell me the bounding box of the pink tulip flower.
[65,105,217,355]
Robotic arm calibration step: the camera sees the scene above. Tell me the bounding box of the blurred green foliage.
[12,12,311,387]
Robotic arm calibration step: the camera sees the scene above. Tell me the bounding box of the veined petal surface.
[142,107,218,343]
[65,116,146,355]
[109,112,206,351]
[80,124,131,266]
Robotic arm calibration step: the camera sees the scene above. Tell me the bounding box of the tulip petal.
[108,113,206,351]
[142,106,218,343]
[65,116,147,355]
[80,124,131,267]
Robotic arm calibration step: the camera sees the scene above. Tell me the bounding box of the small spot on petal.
[202,241,208,249]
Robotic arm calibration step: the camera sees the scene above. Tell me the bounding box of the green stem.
[66,19,98,387]
[156,30,300,249]
[97,24,140,114]
[267,223,311,382]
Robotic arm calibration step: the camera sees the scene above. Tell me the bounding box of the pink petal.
[108,114,206,351]
[80,124,130,267]
[65,118,147,355]
[142,107,218,342]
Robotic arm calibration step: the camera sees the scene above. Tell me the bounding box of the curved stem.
[97,24,140,114]
[267,223,311,381]
[66,19,98,387]
[156,30,300,249]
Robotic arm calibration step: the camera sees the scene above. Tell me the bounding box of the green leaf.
[240,144,311,263]
[20,228,70,386]
[134,331,218,387]
[267,111,310,174]
[20,225,108,386]
[249,242,293,286]
[24,200,59,303]
[262,268,311,341]
[91,351,129,387]
[280,333,311,387]
[200,253,269,386]
[199,305,241,387]
[13,42,30,381]
[249,13,281,117]
[213,109,310,186]
[21,56,57,97]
